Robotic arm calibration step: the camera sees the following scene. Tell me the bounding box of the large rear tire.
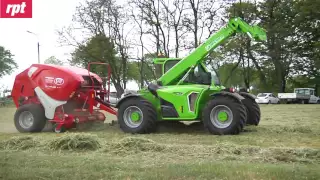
[202,96,247,135]
[14,104,46,133]
[241,95,261,126]
[117,97,157,134]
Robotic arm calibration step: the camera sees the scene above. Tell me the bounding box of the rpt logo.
[0,0,32,18]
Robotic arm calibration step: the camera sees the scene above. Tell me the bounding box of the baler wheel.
[53,124,66,133]
[241,96,261,126]
[14,104,46,133]
[202,96,246,135]
[117,97,157,134]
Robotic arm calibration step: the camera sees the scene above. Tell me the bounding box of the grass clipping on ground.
[0,133,319,164]
[0,136,39,150]
[105,136,166,153]
[47,133,101,151]
[0,134,166,153]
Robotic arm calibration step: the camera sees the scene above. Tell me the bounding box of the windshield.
[162,59,221,86]
[257,93,268,97]
[164,60,180,73]
[295,89,310,95]
[191,64,220,85]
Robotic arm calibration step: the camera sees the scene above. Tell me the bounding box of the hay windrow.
[166,143,320,163]
[0,133,318,164]
[0,136,39,150]
[105,136,166,153]
[47,133,101,151]
[258,126,317,135]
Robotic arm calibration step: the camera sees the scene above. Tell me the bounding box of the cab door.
[309,89,317,103]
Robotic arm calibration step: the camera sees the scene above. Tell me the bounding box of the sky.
[0,0,138,92]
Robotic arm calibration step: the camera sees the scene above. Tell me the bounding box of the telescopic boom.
[158,17,267,86]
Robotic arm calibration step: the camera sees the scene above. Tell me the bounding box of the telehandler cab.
[116,17,266,135]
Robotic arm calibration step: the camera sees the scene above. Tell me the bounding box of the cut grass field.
[0,104,320,180]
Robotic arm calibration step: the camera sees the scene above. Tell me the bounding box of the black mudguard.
[115,93,141,108]
[238,92,257,101]
[210,91,245,103]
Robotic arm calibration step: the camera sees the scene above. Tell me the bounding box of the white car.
[104,92,119,105]
[255,93,280,104]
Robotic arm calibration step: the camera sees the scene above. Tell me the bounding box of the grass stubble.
[0,104,319,180]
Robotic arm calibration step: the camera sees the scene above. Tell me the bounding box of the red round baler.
[11,62,117,133]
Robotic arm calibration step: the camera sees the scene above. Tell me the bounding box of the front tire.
[117,97,157,134]
[14,104,46,133]
[202,96,247,135]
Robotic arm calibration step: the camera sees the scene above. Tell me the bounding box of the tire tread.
[202,95,247,135]
[118,97,157,134]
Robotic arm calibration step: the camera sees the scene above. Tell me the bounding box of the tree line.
[51,0,319,96]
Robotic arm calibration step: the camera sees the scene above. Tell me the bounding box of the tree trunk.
[242,49,250,89]
[175,26,179,58]
[280,75,286,93]
[224,54,242,85]
[140,58,144,88]
[114,82,124,98]
[246,42,268,90]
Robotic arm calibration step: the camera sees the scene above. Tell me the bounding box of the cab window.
[164,60,179,73]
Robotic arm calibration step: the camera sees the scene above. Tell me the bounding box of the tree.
[223,1,264,90]
[126,53,159,89]
[57,0,319,95]
[183,0,224,49]
[58,0,132,96]
[220,0,311,93]
[44,56,64,66]
[130,0,169,57]
[0,46,18,78]
[291,0,320,93]
[160,0,186,57]
[258,0,298,93]
[70,34,125,97]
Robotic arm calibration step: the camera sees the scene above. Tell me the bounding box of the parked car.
[255,93,280,104]
[105,91,119,105]
[104,90,139,105]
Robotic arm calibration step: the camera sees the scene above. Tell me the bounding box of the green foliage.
[64,0,319,93]
[218,63,243,87]
[217,62,260,90]
[127,53,158,88]
[126,61,140,81]
[44,56,64,66]
[217,0,320,93]
[291,0,320,84]
[0,46,18,78]
[70,34,117,78]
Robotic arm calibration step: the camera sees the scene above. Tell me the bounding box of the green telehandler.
[115,17,266,135]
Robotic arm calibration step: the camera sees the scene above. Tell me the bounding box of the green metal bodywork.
[122,17,266,121]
